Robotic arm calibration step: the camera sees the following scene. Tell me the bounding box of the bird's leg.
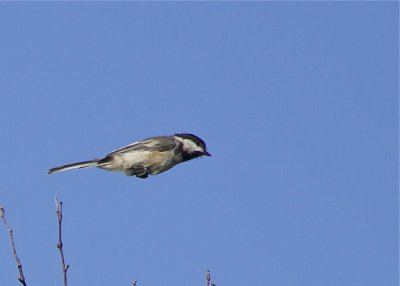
[136,173,149,179]
[130,166,149,179]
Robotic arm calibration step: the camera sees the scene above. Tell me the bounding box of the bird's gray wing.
[106,136,176,156]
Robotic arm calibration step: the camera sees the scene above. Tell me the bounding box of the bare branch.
[206,270,216,286]
[206,270,211,286]
[55,196,69,286]
[0,206,27,286]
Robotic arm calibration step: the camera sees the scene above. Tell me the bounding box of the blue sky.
[0,2,398,286]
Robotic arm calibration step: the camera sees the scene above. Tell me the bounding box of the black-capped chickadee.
[48,133,210,179]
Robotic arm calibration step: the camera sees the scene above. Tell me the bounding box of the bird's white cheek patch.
[181,138,203,153]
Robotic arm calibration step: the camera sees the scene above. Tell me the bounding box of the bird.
[48,133,211,179]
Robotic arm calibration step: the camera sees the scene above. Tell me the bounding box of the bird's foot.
[130,166,149,179]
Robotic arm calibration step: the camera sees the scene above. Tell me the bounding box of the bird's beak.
[203,151,211,157]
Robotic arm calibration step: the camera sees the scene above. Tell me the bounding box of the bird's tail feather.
[48,160,99,174]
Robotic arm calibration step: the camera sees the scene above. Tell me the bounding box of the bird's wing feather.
[106,136,176,156]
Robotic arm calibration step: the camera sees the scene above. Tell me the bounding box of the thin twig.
[206,270,216,286]
[206,270,211,286]
[0,206,27,286]
[55,196,69,286]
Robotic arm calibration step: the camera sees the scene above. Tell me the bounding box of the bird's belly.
[100,151,177,175]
